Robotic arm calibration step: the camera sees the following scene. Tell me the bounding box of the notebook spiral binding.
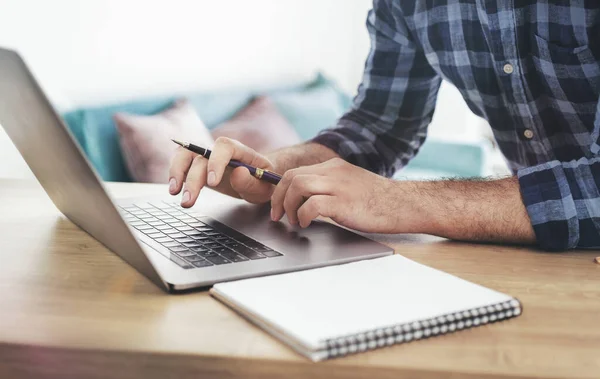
[324,299,522,359]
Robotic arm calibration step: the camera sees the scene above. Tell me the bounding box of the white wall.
[0,0,487,179]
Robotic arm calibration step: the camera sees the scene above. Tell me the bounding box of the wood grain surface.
[0,180,598,379]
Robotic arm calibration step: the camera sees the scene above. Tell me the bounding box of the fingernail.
[207,171,216,186]
[169,178,177,192]
[182,190,190,204]
[270,208,276,221]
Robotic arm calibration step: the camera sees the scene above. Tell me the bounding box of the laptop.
[0,47,393,292]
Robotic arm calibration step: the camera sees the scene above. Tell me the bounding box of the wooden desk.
[0,180,599,379]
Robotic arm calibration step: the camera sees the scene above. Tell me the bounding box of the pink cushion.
[114,99,214,183]
[211,96,301,154]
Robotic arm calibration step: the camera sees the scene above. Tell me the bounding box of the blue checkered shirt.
[312,0,600,251]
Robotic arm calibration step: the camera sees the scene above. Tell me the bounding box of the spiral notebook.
[210,255,522,361]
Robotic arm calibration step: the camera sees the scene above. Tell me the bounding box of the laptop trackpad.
[210,202,337,241]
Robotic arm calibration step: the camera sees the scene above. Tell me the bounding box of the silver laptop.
[0,48,393,292]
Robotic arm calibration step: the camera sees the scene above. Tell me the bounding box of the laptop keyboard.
[119,201,283,269]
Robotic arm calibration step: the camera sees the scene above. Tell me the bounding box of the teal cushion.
[396,139,485,179]
[271,74,352,140]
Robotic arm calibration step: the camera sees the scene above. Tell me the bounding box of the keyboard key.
[175,237,195,243]
[151,202,172,209]
[218,249,249,262]
[136,202,155,209]
[190,247,211,253]
[177,226,194,232]
[192,260,213,268]
[169,255,193,269]
[204,242,222,249]
[142,228,160,235]
[129,221,145,227]
[148,221,165,226]
[244,241,269,250]
[155,237,173,243]
[163,242,181,248]
[174,250,196,258]
[238,247,266,260]
[191,236,211,242]
[146,232,164,239]
[170,222,186,228]
[227,254,249,262]
[195,250,218,257]
[188,222,206,228]
[135,225,153,231]
[182,242,202,248]
[261,249,283,257]
[178,217,196,223]
[253,246,274,253]
[184,255,203,262]
[205,255,231,265]
[213,246,234,254]
[169,246,190,253]
[184,231,204,237]
[169,233,187,239]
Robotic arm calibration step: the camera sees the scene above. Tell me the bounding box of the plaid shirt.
[312,0,600,251]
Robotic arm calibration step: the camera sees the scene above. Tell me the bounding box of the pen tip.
[171,139,184,147]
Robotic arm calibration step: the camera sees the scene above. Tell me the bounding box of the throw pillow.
[114,99,214,183]
[211,96,301,153]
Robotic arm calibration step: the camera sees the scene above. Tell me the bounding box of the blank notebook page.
[212,255,514,351]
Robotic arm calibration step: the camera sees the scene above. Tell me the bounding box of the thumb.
[229,166,274,204]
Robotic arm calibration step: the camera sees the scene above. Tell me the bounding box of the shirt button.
[523,129,534,139]
[503,63,514,74]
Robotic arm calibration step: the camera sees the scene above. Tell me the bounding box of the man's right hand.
[169,137,276,207]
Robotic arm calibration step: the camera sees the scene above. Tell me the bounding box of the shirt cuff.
[517,161,579,251]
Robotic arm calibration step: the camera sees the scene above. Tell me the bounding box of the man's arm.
[271,102,600,250]
[270,158,537,244]
[394,177,536,244]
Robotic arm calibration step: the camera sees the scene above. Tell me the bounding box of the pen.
[171,139,282,185]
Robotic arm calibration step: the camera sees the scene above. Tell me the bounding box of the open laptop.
[0,48,393,292]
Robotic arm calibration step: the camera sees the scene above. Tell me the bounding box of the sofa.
[61,74,486,183]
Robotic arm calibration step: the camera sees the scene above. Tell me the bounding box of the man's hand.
[168,138,340,208]
[169,137,276,207]
[270,158,400,232]
[270,158,537,245]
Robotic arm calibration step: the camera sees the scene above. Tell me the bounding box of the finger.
[282,175,335,225]
[229,166,274,204]
[207,137,272,188]
[297,195,338,228]
[180,155,208,208]
[168,147,195,195]
[270,164,330,221]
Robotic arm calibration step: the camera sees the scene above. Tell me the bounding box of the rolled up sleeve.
[312,0,441,177]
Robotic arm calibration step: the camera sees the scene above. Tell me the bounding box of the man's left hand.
[270,158,401,233]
